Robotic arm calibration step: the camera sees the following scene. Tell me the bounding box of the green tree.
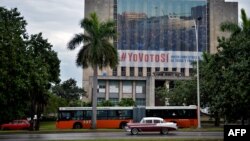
[67,12,118,129]
[26,33,60,130]
[52,78,84,101]
[118,98,135,106]
[200,8,250,125]
[0,7,60,129]
[98,100,114,107]
[0,7,30,124]
[155,86,168,106]
[43,92,67,118]
[156,80,197,106]
[199,53,225,126]
[218,8,250,124]
[169,80,197,106]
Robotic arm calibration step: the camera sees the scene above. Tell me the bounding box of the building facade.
[83,0,238,106]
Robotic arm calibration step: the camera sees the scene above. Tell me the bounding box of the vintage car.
[0,119,30,130]
[125,117,178,135]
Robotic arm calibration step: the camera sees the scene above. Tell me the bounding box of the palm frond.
[76,44,91,68]
[80,18,94,37]
[99,40,119,69]
[241,9,248,28]
[100,21,116,39]
[67,33,84,50]
[240,8,250,32]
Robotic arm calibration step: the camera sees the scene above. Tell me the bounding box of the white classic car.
[125,117,178,135]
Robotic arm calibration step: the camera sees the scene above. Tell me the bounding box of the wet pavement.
[0,131,223,141]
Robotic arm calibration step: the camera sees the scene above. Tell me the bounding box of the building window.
[109,98,119,106]
[123,81,132,93]
[109,80,119,93]
[136,98,146,106]
[147,67,151,76]
[98,81,106,93]
[181,68,185,76]
[189,68,194,75]
[121,67,126,76]
[112,67,117,76]
[136,81,146,94]
[155,67,160,72]
[172,68,177,72]
[138,67,143,76]
[164,68,168,72]
[130,67,134,76]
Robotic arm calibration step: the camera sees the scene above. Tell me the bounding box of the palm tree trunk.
[91,65,98,129]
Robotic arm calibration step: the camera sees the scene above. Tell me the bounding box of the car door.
[9,120,18,130]
[141,119,154,132]
[17,120,26,129]
[153,119,162,131]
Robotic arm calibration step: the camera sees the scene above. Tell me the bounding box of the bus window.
[146,109,163,117]
[186,109,197,118]
[120,110,133,119]
[108,110,119,119]
[73,110,83,120]
[97,110,108,120]
[59,111,72,120]
[84,110,92,120]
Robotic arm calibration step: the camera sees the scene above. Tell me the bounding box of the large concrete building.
[83,0,238,106]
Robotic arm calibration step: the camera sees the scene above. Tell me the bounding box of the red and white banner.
[118,50,202,68]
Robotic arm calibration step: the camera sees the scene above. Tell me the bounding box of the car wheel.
[131,128,139,135]
[161,128,169,135]
[73,123,82,129]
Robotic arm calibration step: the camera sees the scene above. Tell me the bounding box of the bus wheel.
[131,128,139,135]
[160,128,169,135]
[119,122,127,129]
[73,122,82,129]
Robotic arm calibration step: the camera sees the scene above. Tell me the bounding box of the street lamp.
[193,17,202,128]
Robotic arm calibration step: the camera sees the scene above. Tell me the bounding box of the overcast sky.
[1,0,249,87]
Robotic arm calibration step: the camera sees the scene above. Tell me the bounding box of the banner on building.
[118,50,202,68]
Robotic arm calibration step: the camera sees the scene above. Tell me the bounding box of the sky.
[0,0,249,87]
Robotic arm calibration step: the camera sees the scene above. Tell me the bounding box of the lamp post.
[193,17,201,128]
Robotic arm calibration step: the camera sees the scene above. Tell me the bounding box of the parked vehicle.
[1,119,30,130]
[125,117,178,135]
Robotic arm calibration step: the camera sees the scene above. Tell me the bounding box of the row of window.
[58,108,196,121]
[98,80,146,94]
[97,98,146,106]
[58,109,133,120]
[113,67,194,76]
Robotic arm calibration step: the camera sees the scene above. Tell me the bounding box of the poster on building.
[118,50,202,68]
[117,0,207,68]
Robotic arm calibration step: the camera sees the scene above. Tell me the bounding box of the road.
[0,131,223,141]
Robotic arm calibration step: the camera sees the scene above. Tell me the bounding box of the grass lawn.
[38,119,223,132]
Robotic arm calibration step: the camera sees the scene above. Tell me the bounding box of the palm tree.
[67,12,118,129]
[220,8,250,36]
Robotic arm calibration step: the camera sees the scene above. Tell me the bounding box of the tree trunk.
[91,65,98,129]
[247,118,250,125]
[214,112,220,127]
[35,107,42,131]
[241,117,245,125]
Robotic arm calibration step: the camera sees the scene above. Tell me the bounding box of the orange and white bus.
[56,105,197,129]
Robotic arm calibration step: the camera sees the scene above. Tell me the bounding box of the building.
[83,0,238,106]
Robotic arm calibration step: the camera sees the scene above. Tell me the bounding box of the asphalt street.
[0,131,223,141]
